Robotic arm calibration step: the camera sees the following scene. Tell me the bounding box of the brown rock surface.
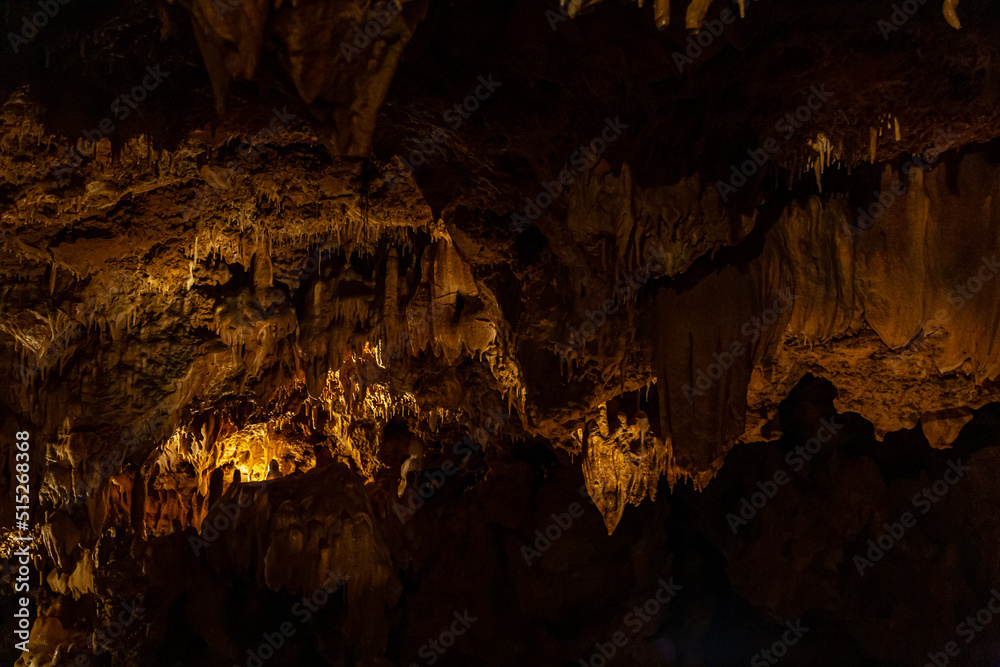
[3,0,1000,664]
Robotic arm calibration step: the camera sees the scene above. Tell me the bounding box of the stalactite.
[943,0,961,29]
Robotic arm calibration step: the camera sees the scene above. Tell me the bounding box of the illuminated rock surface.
[2,0,1000,664]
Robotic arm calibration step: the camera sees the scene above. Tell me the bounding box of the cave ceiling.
[3,0,1000,665]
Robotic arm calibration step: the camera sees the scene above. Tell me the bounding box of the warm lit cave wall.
[3,0,1000,665]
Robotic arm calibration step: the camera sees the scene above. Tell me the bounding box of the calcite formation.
[3,0,1000,664]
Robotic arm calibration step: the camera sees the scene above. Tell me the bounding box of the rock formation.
[3,0,1000,664]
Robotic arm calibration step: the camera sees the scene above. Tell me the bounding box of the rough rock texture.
[3,0,1000,664]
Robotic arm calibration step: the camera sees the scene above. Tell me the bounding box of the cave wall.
[2,0,1000,664]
